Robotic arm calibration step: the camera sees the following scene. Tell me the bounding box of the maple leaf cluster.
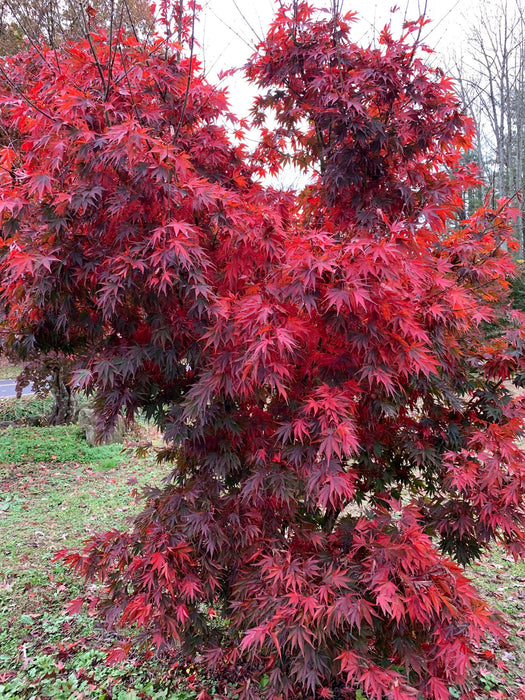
[2,3,525,698]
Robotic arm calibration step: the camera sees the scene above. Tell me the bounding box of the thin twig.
[0,64,58,122]
[121,0,140,42]
[172,1,197,143]
[3,0,50,62]
[232,0,262,43]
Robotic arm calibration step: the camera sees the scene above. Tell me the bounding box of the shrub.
[2,4,525,698]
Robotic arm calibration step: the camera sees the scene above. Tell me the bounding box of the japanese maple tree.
[2,3,525,698]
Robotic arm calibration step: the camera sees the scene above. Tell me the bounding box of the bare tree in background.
[454,0,525,251]
[0,0,155,54]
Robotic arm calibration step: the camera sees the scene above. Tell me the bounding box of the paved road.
[0,380,34,399]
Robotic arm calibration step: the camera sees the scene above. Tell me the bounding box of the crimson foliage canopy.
[2,4,525,698]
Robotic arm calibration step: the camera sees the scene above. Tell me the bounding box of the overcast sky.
[189,0,475,186]
[194,0,471,109]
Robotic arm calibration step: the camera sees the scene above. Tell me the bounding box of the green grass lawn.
[0,419,202,700]
[0,362,23,381]
[464,551,525,697]
[1,407,525,699]
[0,424,129,468]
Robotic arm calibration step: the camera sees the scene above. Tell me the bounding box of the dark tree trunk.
[48,366,75,425]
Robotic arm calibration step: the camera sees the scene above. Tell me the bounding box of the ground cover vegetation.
[0,400,202,700]
[0,356,22,379]
[2,1,525,698]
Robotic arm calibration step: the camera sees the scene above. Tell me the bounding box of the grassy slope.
[0,359,22,381]
[465,552,525,698]
[0,422,200,700]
